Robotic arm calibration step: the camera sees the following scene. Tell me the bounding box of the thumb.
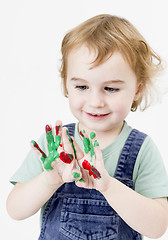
[72,170,82,181]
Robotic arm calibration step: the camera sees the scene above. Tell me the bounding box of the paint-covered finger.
[31,140,47,163]
[45,124,55,152]
[93,141,104,168]
[79,130,91,156]
[55,120,62,135]
[71,137,84,160]
[78,158,101,179]
[55,120,62,149]
[90,131,100,164]
[62,127,75,155]
[72,170,82,180]
[75,168,89,188]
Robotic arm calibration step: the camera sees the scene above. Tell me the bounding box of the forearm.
[101,177,168,238]
[6,172,62,220]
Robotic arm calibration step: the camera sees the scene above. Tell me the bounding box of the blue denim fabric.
[38,123,147,240]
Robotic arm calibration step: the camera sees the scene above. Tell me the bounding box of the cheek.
[111,96,132,116]
[68,94,83,112]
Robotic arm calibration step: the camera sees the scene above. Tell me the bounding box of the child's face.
[66,45,140,133]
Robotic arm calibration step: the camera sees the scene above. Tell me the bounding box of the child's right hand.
[31,120,82,186]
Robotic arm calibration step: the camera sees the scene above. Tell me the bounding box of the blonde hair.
[60,14,162,111]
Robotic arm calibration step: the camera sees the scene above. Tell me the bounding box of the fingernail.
[45,125,52,133]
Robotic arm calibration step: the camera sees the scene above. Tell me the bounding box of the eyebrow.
[71,77,87,82]
[71,77,125,84]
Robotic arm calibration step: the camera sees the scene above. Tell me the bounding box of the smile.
[86,112,110,119]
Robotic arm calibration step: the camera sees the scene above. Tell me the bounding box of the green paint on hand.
[55,135,61,149]
[72,172,80,178]
[66,129,77,159]
[78,178,86,182]
[80,130,100,162]
[83,137,91,154]
[94,140,99,147]
[46,131,55,152]
[90,132,96,139]
[90,141,95,162]
[40,126,60,171]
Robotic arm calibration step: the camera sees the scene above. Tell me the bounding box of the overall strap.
[63,123,75,137]
[114,129,147,180]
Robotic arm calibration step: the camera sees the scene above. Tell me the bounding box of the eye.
[104,87,119,93]
[75,85,89,91]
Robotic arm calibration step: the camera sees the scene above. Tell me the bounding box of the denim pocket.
[60,197,119,240]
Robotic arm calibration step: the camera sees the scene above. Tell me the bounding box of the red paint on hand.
[59,151,74,164]
[82,159,101,179]
[79,131,84,137]
[55,125,60,135]
[45,125,52,133]
[31,140,47,158]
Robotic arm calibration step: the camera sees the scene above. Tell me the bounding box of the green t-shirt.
[10,121,168,223]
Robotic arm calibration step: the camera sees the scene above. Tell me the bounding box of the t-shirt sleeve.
[134,136,168,199]
[10,133,47,185]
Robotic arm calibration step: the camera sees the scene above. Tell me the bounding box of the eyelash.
[75,86,119,93]
[104,87,119,93]
[75,86,89,90]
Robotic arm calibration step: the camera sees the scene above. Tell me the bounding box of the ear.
[134,82,143,101]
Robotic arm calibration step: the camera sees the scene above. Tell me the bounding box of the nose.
[88,91,105,108]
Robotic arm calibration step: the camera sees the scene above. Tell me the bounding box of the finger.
[75,169,91,188]
[81,130,100,164]
[89,131,99,164]
[79,130,91,157]
[45,124,55,152]
[78,168,88,185]
[64,128,77,159]
[93,142,104,169]
[72,170,82,180]
[61,127,74,155]
[55,120,62,135]
[71,157,84,181]
[31,140,47,163]
[55,120,62,149]
[78,158,101,179]
[71,137,84,160]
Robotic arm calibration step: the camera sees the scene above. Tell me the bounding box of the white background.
[1,0,168,239]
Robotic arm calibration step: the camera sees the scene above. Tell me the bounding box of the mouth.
[86,112,110,120]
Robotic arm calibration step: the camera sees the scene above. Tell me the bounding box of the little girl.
[7,14,168,239]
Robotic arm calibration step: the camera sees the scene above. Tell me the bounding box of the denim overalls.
[38,123,147,240]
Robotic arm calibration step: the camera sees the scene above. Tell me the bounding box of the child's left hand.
[70,131,111,193]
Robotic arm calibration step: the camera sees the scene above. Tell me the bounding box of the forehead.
[67,45,97,67]
[67,45,136,82]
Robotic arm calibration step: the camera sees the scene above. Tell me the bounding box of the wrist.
[99,176,114,196]
[41,172,63,191]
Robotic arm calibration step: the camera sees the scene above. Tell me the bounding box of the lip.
[86,112,110,120]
